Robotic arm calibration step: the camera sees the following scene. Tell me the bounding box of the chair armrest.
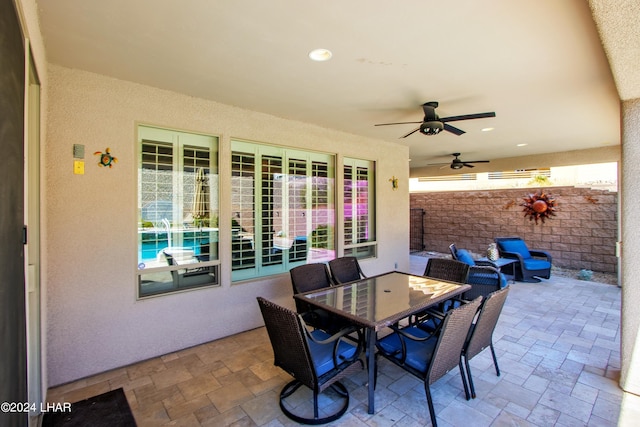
[304,323,360,345]
[530,250,552,262]
[469,265,501,275]
[498,250,525,263]
[303,321,364,365]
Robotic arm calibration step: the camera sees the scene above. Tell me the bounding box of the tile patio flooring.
[46,256,624,426]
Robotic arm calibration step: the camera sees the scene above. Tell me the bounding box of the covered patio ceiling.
[37,1,638,175]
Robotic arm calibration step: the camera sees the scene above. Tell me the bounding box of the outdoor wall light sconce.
[389,176,398,190]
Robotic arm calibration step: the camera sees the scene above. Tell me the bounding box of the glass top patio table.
[294,271,471,414]
[295,271,471,331]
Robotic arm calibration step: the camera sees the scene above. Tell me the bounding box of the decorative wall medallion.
[389,176,398,190]
[94,147,118,168]
[521,190,556,224]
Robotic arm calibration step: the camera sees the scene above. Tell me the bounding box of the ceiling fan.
[374,101,496,138]
[429,153,491,170]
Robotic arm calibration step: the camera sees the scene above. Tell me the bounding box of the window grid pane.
[231,142,335,280]
[137,127,219,298]
[140,141,175,260]
[343,159,376,260]
[288,159,308,262]
[311,161,332,251]
[355,166,370,243]
[231,153,256,270]
[261,156,283,266]
[344,165,354,245]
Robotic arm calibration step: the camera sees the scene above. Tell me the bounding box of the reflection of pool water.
[139,236,210,263]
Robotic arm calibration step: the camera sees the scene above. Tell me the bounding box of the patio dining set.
[257,236,553,425]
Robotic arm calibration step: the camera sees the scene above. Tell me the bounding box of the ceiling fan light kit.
[419,121,444,135]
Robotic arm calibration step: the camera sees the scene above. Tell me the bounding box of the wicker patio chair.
[448,244,508,298]
[257,297,364,425]
[423,257,470,283]
[462,286,510,398]
[415,258,471,324]
[494,236,552,282]
[328,256,366,284]
[376,297,482,427]
[290,263,348,333]
[464,266,504,300]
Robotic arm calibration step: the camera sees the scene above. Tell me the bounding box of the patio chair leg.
[490,343,500,376]
[464,356,477,399]
[459,360,471,400]
[424,383,438,427]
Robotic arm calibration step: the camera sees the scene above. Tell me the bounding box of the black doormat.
[42,388,136,427]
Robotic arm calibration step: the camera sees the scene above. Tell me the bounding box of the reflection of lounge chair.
[231,237,255,269]
[289,236,307,261]
[163,250,216,287]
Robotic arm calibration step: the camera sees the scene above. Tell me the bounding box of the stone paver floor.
[47,255,622,426]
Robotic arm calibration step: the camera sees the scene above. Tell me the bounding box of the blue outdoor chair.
[449,244,508,297]
[376,297,482,427]
[257,297,364,424]
[494,237,552,282]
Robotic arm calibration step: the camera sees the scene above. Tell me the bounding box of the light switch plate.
[74,160,85,175]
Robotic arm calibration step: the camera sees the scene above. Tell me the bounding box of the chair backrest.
[290,263,334,313]
[328,257,366,284]
[427,297,482,385]
[257,297,316,388]
[465,287,510,360]
[495,237,532,259]
[290,263,333,293]
[423,258,470,283]
[464,266,504,300]
[449,244,458,260]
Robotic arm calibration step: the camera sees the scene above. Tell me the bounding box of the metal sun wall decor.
[94,147,117,168]
[521,190,557,224]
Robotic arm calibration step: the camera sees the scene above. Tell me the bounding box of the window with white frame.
[343,158,376,259]
[137,125,219,297]
[231,140,335,281]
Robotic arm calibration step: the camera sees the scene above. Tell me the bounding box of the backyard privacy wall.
[411,186,618,273]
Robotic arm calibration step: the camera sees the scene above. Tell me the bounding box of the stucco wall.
[45,65,409,386]
[411,186,618,273]
[621,97,640,394]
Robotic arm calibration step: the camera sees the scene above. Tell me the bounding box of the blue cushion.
[308,330,358,376]
[456,249,476,266]
[522,259,551,271]
[499,273,508,288]
[377,326,436,374]
[498,240,531,259]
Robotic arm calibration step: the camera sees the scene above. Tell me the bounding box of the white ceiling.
[37,0,631,174]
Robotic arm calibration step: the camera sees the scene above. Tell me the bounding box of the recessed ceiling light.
[481,127,494,132]
[309,48,332,62]
[517,143,528,147]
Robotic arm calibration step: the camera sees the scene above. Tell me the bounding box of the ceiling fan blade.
[444,123,465,135]
[374,121,422,126]
[440,112,496,123]
[465,160,490,164]
[425,161,450,167]
[462,163,475,168]
[400,127,421,138]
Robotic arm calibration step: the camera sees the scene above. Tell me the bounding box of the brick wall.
[410,186,618,273]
